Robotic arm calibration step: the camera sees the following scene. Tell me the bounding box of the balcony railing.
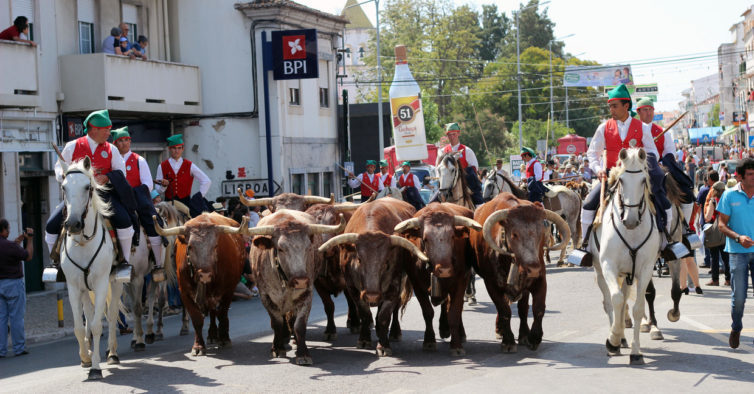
[59,53,202,115]
[0,40,40,108]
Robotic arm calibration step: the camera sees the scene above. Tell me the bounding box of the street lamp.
[549,34,574,123]
[515,0,549,150]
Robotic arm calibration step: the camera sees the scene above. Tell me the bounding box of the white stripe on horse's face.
[62,172,93,232]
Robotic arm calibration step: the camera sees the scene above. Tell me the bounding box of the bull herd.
[152,190,570,366]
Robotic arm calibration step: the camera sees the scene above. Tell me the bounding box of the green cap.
[166,134,184,147]
[110,126,130,142]
[401,161,411,167]
[607,84,632,109]
[444,122,461,134]
[520,147,536,157]
[636,97,654,110]
[83,109,112,134]
[365,160,377,166]
[379,160,388,167]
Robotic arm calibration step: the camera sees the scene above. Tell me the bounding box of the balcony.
[59,53,201,115]
[0,40,40,108]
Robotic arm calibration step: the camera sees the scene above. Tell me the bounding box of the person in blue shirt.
[716,158,754,349]
[130,35,148,60]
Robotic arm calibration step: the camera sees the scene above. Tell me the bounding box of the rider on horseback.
[521,147,546,203]
[395,161,426,211]
[572,85,676,265]
[442,123,483,205]
[155,134,212,217]
[111,127,167,278]
[45,109,134,278]
[347,160,384,202]
[379,160,394,188]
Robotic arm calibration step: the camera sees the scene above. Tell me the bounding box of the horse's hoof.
[324,332,337,341]
[179,328,189,336]
[134,343,146,352]
[620,338,629,348]
[667,309,680,322]
[107,355,120,365]
[294,356,313,366]
[145,333,155,344]
[130,340,136,349]
[423,341,437,351]
[501,343,517,353]
[605,339,621,356]
[356,339,371,349]
[640,323,651,333]
[467,298,477,306]
[155,332,164,341]
[81,361,92,368]
[629,354,645,365]
[389,333,402,342]
[518,336,530,347]
[527,339,540,351]
[349,326,360,334]
[270,348,286,358]
[625,319,633,328]
[191,347,206,356]
[376,346,393,357]
[449,347,466,357]
[86,368,103,381]
[218,339,232,348]
[650,329,664,341]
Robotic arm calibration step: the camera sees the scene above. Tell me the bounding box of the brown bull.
[394,203,482,356]
[154,213,246,356]
[470,193,569,352]
[318,198,428,357]
[243,209,345,365]
[237,188,333,212]
[305,203,361,340]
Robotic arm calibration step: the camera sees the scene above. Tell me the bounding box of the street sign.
[653,114,663,121]
[749,135,754,148]
[272,29,319,80]
[221,178,281,198]
[733,111,748,126]
[510,154,524,182]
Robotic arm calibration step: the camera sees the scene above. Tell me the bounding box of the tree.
[422,99,444,143]
[477,4,509,62]
[708,103,720,127]
[509,119,576,157]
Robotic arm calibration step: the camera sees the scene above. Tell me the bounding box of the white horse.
[589,148,662,365]
[435,153,475,210]
[375,186,404,200]
[59,157,124,380]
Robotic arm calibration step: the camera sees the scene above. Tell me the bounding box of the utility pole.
[549,34,574,126]
[515,1,549,150]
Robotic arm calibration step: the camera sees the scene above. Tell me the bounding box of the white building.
[0,0,345,291]
[690,74,720,127]
[718,21,744,126]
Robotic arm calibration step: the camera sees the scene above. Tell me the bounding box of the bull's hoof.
[87,368,103,381]
[324,332,337,341]
[449,347,466,357]
[218,339,232,348]
[650,328,664,340]
[191,347,206,356]
[518,336,529,347]
[422,341,437,351]
[467,297,477,306]
[349,326,360,334]
[389,333,402,342]
[439,328,450,339]
[620,338,629,348]
[526,338,541,351]
[270,348,287,358]
[81,361,92,368]
[130,340,136,349]
[667,309,680,322]
[501,343,517,353]
[605,339,621,356]
[624,319,633,328]
[179,327,189,336]
[376,345,393,357]
[495,332,502,340]
[629,354,645,365]
[294,356,313,366]
[145,333,155,344]
[640,323,651,333]
[134,343,146,352]
[356,339,371,349]
[107,354,120,365]
[155,332,164,341]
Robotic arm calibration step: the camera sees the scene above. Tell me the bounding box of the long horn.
[394,218,421,234]
[309,214,346,235]
[217,216,249,234]
[390,235,429,262]
[454,216,482,231]
[237,188,274,207]
[244,225,275,237]
[544,210,571,252]
[333,203,359,213]
[318,233,359,253]
[482,209,510,255]
[152,215,186,237]
[304,193,334,205]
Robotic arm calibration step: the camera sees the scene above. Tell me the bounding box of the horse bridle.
[612,169,648,224]
[64,170,97,241]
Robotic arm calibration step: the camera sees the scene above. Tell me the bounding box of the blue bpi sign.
[272,29,318,80]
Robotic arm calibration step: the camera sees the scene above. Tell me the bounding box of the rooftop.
[342,0,374,29]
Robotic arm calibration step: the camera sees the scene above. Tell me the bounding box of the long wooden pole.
[654,111,688,142]
[335,162,378,195]
[593,151,607,227]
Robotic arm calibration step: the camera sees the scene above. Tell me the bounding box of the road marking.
[699,328,754,333]
[682,314,754,351]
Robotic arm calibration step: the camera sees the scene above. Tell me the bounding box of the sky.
[312,0,752,111]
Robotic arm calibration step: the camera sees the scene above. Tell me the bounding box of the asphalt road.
[2,255,754,393]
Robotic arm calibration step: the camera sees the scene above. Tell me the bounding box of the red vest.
[72,137,112,176]
[124,152,142,188]
[443,144,470,169]
[161,159,194,200]
[650,123,664,156]
[604,118,644,170]
[381,172,393,187]
[525,159,540,180]
[360,172,380,197]
[398,173,415,188]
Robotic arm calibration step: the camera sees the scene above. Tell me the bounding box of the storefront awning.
[722,126,738,136]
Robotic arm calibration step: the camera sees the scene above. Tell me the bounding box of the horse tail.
[400,274,413,317]
[664,172,684,207]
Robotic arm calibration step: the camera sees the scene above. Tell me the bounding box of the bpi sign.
[272,29,318,80]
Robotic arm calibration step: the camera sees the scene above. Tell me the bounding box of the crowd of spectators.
[102,22,147,60]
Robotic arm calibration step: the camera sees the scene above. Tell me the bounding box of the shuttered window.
[77,0,95,54]
[122,4,138,42]
[11,0,34,40]
[77,0,95,23]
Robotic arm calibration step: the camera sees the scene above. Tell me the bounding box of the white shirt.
[155,157,212,197]
[587,117,659,174]
[347,172,385,192]
[248,211,260,228]
[447,143,479,169]
[525,158,543,181]
[122,151,154,191]
[397,173,422,189]
[54,136,126,183]
[543,169,553,181]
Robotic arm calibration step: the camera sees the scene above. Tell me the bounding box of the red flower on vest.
[604,118,644,170]
[124,153,142,187]
[161,159,194,200]
[360,172,380,197]
[72,137,112,176]
[443,144,470,169]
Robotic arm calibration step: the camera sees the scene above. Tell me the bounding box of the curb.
[27,327,76,345]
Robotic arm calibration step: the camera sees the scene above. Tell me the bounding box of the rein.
[62,221,107,291]
[65,170,97,241]
[439,155,474,208]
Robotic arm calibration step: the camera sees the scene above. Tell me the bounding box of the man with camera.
[0,219,34,357]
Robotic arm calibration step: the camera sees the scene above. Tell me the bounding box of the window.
[307,173,319,195]
[289,88,300,105]
[78,22,94,54]
[291,174,304,195]
[125,23,137,43]
[122,4,139,43]
[319,88,329,108]
[322,172,332,197]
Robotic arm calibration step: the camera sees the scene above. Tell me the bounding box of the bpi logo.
[272,29,319,80]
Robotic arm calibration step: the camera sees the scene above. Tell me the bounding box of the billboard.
[564,65,634,87]
[271,29,319,80]
[603,83,658,107]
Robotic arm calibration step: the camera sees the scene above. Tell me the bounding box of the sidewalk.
[24,287,75,345]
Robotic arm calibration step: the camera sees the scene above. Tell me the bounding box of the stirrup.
[114,262,133,283]
[42,265,66,283]
[151,267,166,283]
[568,248,592,267]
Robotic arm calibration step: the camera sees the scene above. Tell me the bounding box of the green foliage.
[708,103,720,127]
[508,119,576,156]
[422,99,444,143]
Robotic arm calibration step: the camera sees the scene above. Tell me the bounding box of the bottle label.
[390,95,428,160]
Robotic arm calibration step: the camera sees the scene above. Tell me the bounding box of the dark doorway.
[20,177,45,292]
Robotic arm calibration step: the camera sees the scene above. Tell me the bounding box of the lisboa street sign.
[272,29,318,80]
[221,178,281,198]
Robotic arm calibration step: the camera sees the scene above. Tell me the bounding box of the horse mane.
[608,149,655,215]
[499,172,528,200]
[65,160,112,217]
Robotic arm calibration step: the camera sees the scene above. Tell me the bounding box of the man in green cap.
[378,159,394,188]
[155,134,211,216]
[440,122,483,205]
[111,127,166,276]
[347,160,384,201]
[396,161,425,211]
[573,84,674,265]
[520,146,546,203]
[45,110,134,278]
